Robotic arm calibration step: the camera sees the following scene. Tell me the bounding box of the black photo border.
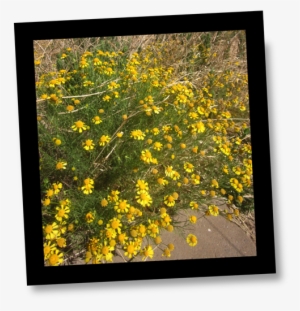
[14,11,276,286]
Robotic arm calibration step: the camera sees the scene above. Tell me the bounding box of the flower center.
[111,220,119,229]
[119,202,126,209]
[75,121,84,128]
[45,225,53,234]
[151,227,158,233]
[49,254,58,266]
[44,245,51,255]
[127,245,134,254]
[47,190,54,196]
[140,193,147,200]
[118,234,125,242]
[102,246,109,255]
[168,196,174,202]
[58,210,65,217]
[191,236,197,243]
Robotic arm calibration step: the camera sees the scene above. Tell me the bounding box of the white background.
[0,1,299,310]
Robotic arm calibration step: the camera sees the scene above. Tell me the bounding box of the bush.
[35,32,253,266]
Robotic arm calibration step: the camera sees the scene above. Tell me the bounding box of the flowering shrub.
[35,32,253,266]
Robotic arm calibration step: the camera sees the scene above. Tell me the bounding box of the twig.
[116,248,127,263]
[62,249,86,265]
[58,106,86,115]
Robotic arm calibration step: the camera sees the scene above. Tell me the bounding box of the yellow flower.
[184,162,194,173]
[147,222,159,238]
[54,138,62,145]
[92,116,102,124]
[48,249,64,266]
[166,225,174,232]
[220,188,226,195]
[223,165,229,174]
[115,200,130,213]
[117,132,123,138]
[45,189,54,197]
[55,206,70,222]
[81,178,94,194]
[118,233,129,245]
[191,121,206,134]
[189,112,199,120]
[85,212,94,223]
[43,241,56,260]
[124,241,138,259]
[136,190,152,207]
[99,242,114,262]
[44,222,59,240]
[99,135,110,146]
[166,244,174,252]
[234,209,240,216]
[108,81,120,89]
[152,127,160,135]
[233,166,244,175]
[56,237,67,248]
[131,129,146,140]
[189,215,197,224]
[141,245,154,260]
[155,236,162,244]
[66,105,74,112]
[107,217,122,233]
[237,196,243,203]
[68,223,74,231]
[105,228,117,240]
[164,195,175,207]
[183,177,189,184]
[103,95,111,102]
[101,198,108,207]
[186,234,197,246]
[136,180,149,191]
[42,198,51,206]
[140,149,153,164]
[191,174,200,185]
[208,205,219,216]
[157,177,168,186]
[190,201,199,210]
[192,146,198,153]
[165,166,174,178]
[56,161,67,170]
[83,139,95,151]
[210,190,216,197]
[71,120,87,133]
[137,224,147,237]
[108,190,120,202]
[153,142,163,151]
[211,179,219,188]
[162,248,171,257]
[93,58,102,66]
[172,171,180,181]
